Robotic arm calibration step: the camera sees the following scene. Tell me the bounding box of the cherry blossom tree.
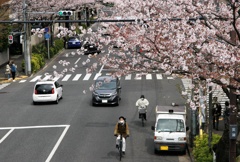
[94,0,240,161]
[6,0,240,160]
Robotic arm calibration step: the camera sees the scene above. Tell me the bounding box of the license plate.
[160,146,168,150]
[102,100,108,103]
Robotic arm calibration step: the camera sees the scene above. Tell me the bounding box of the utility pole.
[23,0,31,75]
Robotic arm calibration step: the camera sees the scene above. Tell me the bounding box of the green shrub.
[32,44,47,56]
[193,133,221,162]
[31,56,41,73]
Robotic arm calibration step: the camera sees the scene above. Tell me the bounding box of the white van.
[151,105,189,154]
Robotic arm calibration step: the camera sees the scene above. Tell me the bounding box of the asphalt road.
[0,47,191,162]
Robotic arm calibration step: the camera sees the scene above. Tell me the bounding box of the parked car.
[32,80,63,105]
[92,75,121,106]
[65,36,81,49]
[83,41,101,55]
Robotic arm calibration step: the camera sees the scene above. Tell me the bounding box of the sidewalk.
[0,54,28,83]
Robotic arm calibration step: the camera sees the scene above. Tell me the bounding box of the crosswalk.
[16,73,174,83]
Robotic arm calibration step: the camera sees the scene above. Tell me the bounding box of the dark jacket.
[114,122,130,138]
[213,103,222,117]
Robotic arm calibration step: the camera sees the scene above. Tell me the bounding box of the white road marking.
[156,74,163,80]
[167,76,173,79]
[45,125,70,162]
[0,125,70,162]
[72,74,82,81]
[83,73,92,80]
[0,129,14,144]
[146,74,152,80]
[94,73,102,80]
[134,74,142,80]
[42,75,52,81]
[0,83,10,89]
[30,75,42,82]
[75,57,81,64]
[99,65,104,74]
[125,74,131,80]
[19,80,26,83]
[62,74,71,81]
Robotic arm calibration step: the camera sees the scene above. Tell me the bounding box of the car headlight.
[111,91,118,96]
[92,91,98,96]
[154,136,163,140]
[178,137,186,141]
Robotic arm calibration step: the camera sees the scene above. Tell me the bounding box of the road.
[0,46,191,162]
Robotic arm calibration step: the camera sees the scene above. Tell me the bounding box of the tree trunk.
[214,127,229,162]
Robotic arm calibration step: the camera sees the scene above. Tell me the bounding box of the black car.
[83,42,101,55]
[92,75,121,106]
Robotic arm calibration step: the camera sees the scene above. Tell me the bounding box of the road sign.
[44,33,50,40]
[8,35,13,44]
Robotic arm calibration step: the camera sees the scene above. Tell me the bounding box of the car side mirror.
[118,86,121,89]
[151,126,155,130]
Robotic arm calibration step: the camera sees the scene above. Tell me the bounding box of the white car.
[32,80,63,105]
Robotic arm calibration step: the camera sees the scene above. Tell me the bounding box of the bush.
[193,133,221,162]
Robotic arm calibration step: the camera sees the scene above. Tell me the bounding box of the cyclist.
[114,116,130,155]
[136,95,149,120]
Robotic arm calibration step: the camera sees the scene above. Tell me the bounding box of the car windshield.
[35,84,54,94]
[156,119,184,132]
[95,80,116,90]
[69,37,79,41]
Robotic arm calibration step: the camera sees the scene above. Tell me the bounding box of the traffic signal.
[58,10,73,16]
[8,35,13,44]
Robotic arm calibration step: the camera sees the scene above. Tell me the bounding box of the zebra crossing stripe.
[146,74,152,80]
[125,74,131,80]
[83,73,92,80]
[19,80,26,83]
[73,74,82,81]
[62,74,71,81]
[135,74,142,80]
[94,73,102,80]
[30,75,42,82]
[156,74,163,80]
[42,75,52,81]
[0,83,10,90]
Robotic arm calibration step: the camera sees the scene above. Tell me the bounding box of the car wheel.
[115,97,120,106]
[55,96,59,104]
[33,101,37,105]
[154,149,158,154]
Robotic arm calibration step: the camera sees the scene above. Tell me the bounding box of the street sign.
[44,33,50,40]
[8,35,13,44]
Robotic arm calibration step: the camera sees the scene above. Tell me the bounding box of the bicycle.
[138,107,147,127]
[118,133,123,161]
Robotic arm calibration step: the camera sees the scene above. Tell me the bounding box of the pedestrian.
[10,61,17,82]
[212,97,222,130]
[223,101,230,128]
[5,61,11,80]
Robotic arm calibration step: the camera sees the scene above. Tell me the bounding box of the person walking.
[223,101,230,128]
[10,61,17,82]
[5,62,11,80]
[212,97,222,130]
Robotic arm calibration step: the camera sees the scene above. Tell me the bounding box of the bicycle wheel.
[141,115,144,127]
[119,140,122,161]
